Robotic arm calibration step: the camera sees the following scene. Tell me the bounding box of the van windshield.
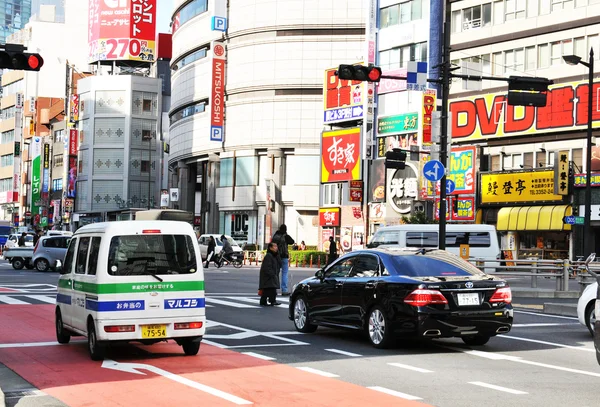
[107,234,198,276]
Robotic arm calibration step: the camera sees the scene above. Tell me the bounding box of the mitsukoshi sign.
[450,80,600,142]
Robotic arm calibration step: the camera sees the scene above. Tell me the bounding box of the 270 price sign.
[104,38,145,59]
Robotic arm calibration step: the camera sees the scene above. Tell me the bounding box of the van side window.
[370,231,399,247]
[87,237,101,276]
[75,237,90,275]
[467,232,491,248]
[63,238,77,274]
[406,232,438,247]
[446,232,491,248]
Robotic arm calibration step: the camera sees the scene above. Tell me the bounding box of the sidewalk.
[0,362,67,407]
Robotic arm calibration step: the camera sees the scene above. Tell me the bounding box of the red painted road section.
[0,287,19,292]
[0,305,433,407]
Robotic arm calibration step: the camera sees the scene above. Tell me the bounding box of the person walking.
[33,230,42,246]
[259,242,281,306]
[272,224,294,296]
[205,236,216,268]
[327,235,338,265]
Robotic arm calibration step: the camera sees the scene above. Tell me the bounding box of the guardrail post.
[531,260,538,288]
[310,255,313,268]
[562,259,569,291]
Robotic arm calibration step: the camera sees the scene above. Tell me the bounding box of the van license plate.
[141,325,167,338]
[457,293,479,306]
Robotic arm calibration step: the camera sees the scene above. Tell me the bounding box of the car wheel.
[87,320,105,361]
[586,301,596,337]
[12,258,24,270]
[182,340,201,356]
[55,309,71,344]
[367,306,392,349]
[293,296,318,333]
[35,258,50,272]
[462,335,491,346]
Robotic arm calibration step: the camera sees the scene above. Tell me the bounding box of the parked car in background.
[3,247,34,269]
[32,236,71,272]
[5,233,35,249]
[0,221,13,247]
[198,234,243,260]
[577,281,597,337]
[289,248,513,348]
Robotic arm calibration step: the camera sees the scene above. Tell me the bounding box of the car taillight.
[174,322,203,330]
[104,325,135,333]
[142,229,161,234]
[404,289,448,307]
[489,287,512,304]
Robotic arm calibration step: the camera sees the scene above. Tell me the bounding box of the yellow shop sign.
[480,171,563,204]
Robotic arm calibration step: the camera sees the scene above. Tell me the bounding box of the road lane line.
[0,296,30,305]
[0,340,86,349]
[24,295,55,304]
[514,310,578,320]
[469,381,527,395]
[325,349,362,357]
[367,386,423,400]
[242,352,276,361]
[512,323,579,327]
[205,298,259,308]
[296,367,339,378]
[498,335,595,352]
[388,362,433,373]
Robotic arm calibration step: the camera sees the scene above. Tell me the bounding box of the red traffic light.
[368,67,382,82]
[337,64,382,83]
[28,54,43,70]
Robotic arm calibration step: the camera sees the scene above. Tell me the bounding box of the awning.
[496,205,572,232]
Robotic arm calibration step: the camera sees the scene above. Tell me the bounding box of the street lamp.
[563,48,594,256]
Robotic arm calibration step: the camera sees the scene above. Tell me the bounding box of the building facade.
[169,0,366,247]
[0,0,32,44]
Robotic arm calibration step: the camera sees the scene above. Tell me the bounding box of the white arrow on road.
[101,359,253,405]
[425,162,440,180]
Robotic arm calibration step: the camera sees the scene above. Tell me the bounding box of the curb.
[543,302,578,317]
[512,289,580,299]
[0,385,4,407]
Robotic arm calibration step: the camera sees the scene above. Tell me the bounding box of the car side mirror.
[55,260,65,274]
[586,253,596,266]
[315,269,324,280]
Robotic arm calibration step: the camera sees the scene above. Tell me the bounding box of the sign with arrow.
[563,216,584,225]
[446,179,456,194]
[423,160,445,182]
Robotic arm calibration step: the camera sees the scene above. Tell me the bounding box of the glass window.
[525,46,536,70]
[0,154,13,167]
[400,2,411,23]
[379,50,390,71]
[172,0,208,31]
[406,232,438,247]
[538,44,549,68]
[219,158,233,187]
[540,0,551,14]
[63,238,77,274]
[390,254,485,277]
[107,235,198,276]
[452,10,462,33]
[527,0,539,16]
[380,6,390,28]
[514,48,525,72]
[236,156,257,186]
[286,156,319,186]
[412,0,422,20]
[170,100,207,125]
[87,237,101,275]
[75,237,90,275]
[1,130,14,144]
[446,233,469,247]
[350,255,380,277]
[494,0,504,24]
[482,3,492,25]
[493,52,504,75]
[550,41,562,64]
[325,258,354,278]
[588,35,599,60]
[574,37,586,58]
[468,233,492,247]
[173,47,207,71]
[369,231,399,248]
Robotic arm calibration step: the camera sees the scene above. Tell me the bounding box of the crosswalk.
[0,294,291,308]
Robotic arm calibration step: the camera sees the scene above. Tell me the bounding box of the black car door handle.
[365,282,376,289]
[335,282,343,288]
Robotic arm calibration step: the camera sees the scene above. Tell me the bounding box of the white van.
[55,221,205,360]
[368,224,501,271]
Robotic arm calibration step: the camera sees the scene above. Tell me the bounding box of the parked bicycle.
[214,251,244,268]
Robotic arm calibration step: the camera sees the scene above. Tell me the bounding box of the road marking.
[0,340,85,349]
[205,298,259,308]
[228,297,289,309]
[512,323,579,327]
[498,335,595,352]
[296,367,339,378]
[514,310,578,320]
[0,296,29,305]
[367,386,422,400]
[325,349,362,357]
[387,362,433,373]
[469,381,527,395]
[241,352,276,361]
[24,295,55,304]
[102,360,253,405]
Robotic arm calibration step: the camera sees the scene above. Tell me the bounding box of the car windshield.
[390,252,486,277]
[107,234,197,276]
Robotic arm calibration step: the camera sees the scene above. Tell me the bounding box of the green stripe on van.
[59,279,204,294]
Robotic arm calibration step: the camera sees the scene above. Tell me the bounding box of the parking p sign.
[211,16,227,32]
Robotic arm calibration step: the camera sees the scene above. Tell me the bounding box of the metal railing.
[469,258,600,292]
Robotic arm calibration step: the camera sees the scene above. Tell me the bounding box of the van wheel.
[55,309,71,344]
[182,340,200,356]
[12,258,24,270]
[35,258,50,272]
[87,320,105,361]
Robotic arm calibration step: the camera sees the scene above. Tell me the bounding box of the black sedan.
[288,248,513,348]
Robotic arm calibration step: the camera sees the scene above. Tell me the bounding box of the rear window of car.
[390,253,485,277]
[107,234,197,276]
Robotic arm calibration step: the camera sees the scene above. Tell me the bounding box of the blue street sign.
[423,160,445,182]
[563,216,575,225]
[446,179,456,194]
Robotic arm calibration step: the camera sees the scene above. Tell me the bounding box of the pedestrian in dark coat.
[259,242,281,306]
[205,236,216,268]
[327,235,338,265]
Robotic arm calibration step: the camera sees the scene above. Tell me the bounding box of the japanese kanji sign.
[574,173,600,187]
[480,170,563,205]
[31,137,42,223]
[319,207,340,227]
[387,163,419,215]
[377,113,419,135]
[321,128,362,183]
[554,151,569,195]
[324,66,365,124]
[452,197,475,221]
[425,146,477,197]
[88,0,157,63]
[422,91,436,144]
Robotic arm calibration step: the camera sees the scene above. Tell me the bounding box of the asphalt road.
[0,261,597,407]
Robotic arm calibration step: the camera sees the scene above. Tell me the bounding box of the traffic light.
[0,45,44,71]
[507,76,552,107]
[337,64,382,83]
[385,149,407,169]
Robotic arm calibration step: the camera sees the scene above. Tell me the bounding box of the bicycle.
[214,251,243,269]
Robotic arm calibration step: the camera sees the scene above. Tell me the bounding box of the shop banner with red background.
[319,208,340,227]
[434,197,476,221]
[88,0,157,64]
[321,128,361,183]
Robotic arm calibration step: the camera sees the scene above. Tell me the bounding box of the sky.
[157,0,174,33]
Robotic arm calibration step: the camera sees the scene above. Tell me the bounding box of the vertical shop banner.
[427,146,476,197]
[434,198,451,221]
[340,226,352,252]
[554,150,569,195]
[321,229,335,252]
[349,180,363,202]
[12,107,22,203]
[70,94,79,123]
[352,225,365,251]
[319,208,341,226]
[130,0,157,61]
[321,128,362,183]
[324,66,365,124]
[451,197,475,221]
[422,91,436,144]
[210,41,226,142]
[53,200,61,223]
[69,129,78,156]
[67,156,77,199]
[31,137,42,222]
[368,158,386,202]
[42,143,50,196]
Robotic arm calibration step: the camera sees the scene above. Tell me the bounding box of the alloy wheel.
[294,298,307,329]
[369,309,385,345]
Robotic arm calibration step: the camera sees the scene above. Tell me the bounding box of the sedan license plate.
[141,324,167,338]
[457,293,479,306]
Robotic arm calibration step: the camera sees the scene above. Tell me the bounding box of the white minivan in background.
[368,224,501,271]
[55,220,205,360]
